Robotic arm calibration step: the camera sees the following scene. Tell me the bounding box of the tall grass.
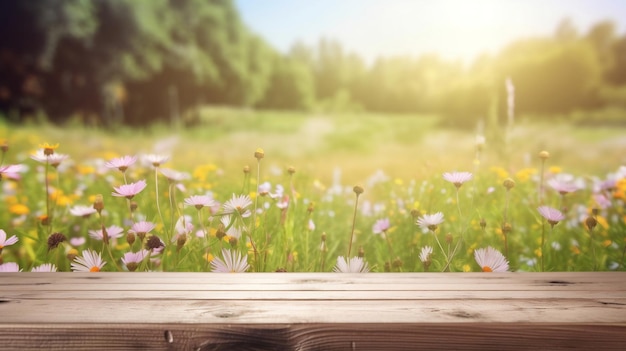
[0,109,625,272]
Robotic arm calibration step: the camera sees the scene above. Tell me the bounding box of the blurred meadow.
[1,1,626,273]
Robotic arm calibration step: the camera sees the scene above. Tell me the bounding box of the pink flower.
[112,180,147,199]
[121,249,149,272]
[474,246,509,272]
[105,155,137,172]
[69,205,97,217]
[70,237,86,247]
[89,225,124,241]
[372,218,390,235]
[538,206,566,228]
[143,154,169,168]
[31,150,69,167]
[276,195,289,209]
[547,175,579,195]
[128,221,156,236]
[0,164,24,180]
[443,171,473,188]
[0,262,20,272]
[0,229,19,253]
[184,195,216,210]
[174,215,194,237]
[160,168,190,182]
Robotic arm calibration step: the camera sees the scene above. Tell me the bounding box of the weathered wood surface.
[1,272,625,350]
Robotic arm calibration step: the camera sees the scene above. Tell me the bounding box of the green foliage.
[2,3,626,127]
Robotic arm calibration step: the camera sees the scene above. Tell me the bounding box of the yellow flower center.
[90,266,100,272]
[482,266,493,272]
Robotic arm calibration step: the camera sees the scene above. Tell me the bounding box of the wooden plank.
[2,299,626,324]
[2,289,626,300]
[2,272,625,291]
[1,272,625,350]
[1,324,625,351]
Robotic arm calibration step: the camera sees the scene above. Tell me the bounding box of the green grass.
[0,109,625,273]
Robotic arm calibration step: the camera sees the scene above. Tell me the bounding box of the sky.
[235,0,626,64]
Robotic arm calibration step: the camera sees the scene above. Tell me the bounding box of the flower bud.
[66,248,78,261]
[254,148,265,160]
[480,218,487,230]
[445,233,454,244]
[229,237,238,247]
[93,194,104,213]
[503,178,515,190]
[585,216,597,231]
[502,222,512,234]
[539,150,550,160]
[126,232,136,246]
[47,232,67,251]
[353,185,364,195]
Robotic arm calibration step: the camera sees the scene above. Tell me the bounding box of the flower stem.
[347,193,361,257]
[154,167,166,239]
[541,220,546,272]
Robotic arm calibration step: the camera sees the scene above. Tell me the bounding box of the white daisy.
[333,256,370,273]
[474,246,509,272]
[211,249,249,273]
[71,249,106,272]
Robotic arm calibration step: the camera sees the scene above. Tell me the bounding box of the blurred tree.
[0,0,274,125]
[608,35,626,85]
[0,0,97,120]
[498,37,602,115]
[258,54,315,110]
[585,20,617,83]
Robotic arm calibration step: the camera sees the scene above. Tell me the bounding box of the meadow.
[1,108,625,273]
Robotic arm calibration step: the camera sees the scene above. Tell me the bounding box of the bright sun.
[336,0,546,63]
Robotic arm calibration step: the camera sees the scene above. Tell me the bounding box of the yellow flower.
[596,216,609,230]
[203,252,214,262]
[77,165,95,175]
[51,190,75,206]
[99,151,120,160]
[39,142,59,155]
[9,203,29,215]
[614,179,626,200]
[534,248,542,258]
[570,246,580,255]
[4,195,18,205]
[394,178,403,185]
[462,264,471,272]
[515,168,537,183]
[313,179,326,191]
[549,166,562,174]
[489,166,509,180]
[192,164,217,182]
[602,240,612,248]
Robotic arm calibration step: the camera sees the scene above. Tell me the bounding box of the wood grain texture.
[1,272,625,350]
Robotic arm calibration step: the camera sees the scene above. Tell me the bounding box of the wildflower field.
[1,109,625,273]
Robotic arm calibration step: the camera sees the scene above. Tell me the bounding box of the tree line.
[1,0,626,127]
